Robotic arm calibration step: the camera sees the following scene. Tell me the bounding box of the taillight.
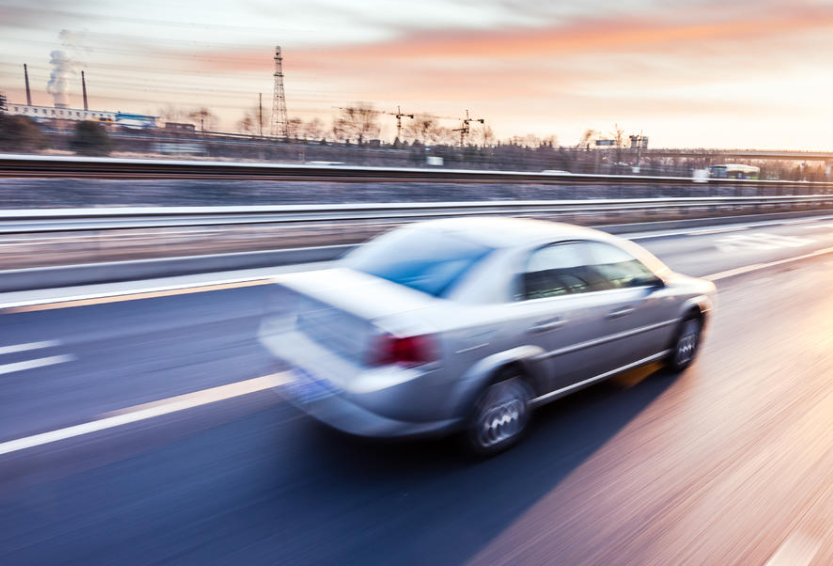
[368,334,437,367]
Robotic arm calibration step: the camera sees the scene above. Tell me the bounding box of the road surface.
[3,216,833,565]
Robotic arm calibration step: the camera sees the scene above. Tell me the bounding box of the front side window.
[521,242,607,300]
[584,242,656,289]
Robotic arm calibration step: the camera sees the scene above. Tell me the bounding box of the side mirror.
[635,275,664,288]
[648,276,665,288]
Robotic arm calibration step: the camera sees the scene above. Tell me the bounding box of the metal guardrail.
[2,195,833,234]
[3,154,833,187]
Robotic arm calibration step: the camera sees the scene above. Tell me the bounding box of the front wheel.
[667,316,703,372]
[464,373,533,457]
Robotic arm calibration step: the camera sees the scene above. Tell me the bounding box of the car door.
[511,241,616,394]
[581,241,681,371]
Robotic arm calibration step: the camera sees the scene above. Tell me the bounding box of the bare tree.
[541,135,558,147]
[612,124,626,148]
[579,129,598,150]
[302,118,325,141]
[332,103,381,144]
[403,115,456,145]
[188,108,217,132]
[158,105,188,125]
[286,117,303,139]
[522,134,542,148]
[472,124,496,147]
[236,107,260,135]
[612,123,626,164]
[237,115,256,134]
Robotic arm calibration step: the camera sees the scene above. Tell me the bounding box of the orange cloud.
[185,2,833,75]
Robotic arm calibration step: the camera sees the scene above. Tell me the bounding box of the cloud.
[187,1,833,74]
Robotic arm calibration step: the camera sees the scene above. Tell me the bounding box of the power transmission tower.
[452,110,485,147]
[270,46,288,138]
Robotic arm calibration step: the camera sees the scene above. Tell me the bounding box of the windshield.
[344,226,493,297]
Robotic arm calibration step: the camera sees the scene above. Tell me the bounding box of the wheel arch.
[450,345,545,419]
[679,294,711,327]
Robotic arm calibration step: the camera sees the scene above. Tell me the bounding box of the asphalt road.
[3,216,833,565]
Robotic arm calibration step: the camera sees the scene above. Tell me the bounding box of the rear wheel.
[667,315,703,372]
[464,371,533,457]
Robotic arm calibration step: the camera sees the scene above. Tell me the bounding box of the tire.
[666,315,703,372]
[464,370,534,457]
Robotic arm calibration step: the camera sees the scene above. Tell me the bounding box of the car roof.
[411,217,612,249]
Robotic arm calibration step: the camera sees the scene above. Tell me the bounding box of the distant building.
[164,122,196,133]
[4,102,157,129]
[114,112,157,130]
[6,102,117,123]
[151,142,206,156]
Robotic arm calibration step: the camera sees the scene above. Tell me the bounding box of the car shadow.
[265,363,683,566]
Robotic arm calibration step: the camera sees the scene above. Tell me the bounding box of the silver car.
[259,218,716,455]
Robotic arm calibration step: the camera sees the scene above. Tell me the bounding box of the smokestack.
[24,64,32,106]
[81,70,88,111]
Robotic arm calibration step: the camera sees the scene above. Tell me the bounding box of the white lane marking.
[629,226,750,240]
[801,223,833,230]
[707,244,833,281]
[0,372,290,457]
[626,214,833,241]
[682,226,749,236]
[754,233,816,247]
[0,355,75,376]
[0,341,60,356]
[0,217,829,312]
[0,274,274,311]
[715,233,815,252]
[765,532,823,566]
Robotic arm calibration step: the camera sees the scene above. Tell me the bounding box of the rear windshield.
[344,226,493,297]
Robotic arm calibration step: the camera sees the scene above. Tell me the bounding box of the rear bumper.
[278,367,461,438]
[260,327,461,439]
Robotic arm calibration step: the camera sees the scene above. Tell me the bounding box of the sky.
[2,0,833,149]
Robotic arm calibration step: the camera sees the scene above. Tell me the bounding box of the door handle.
[606,306,635,320]
[527,318,566,334]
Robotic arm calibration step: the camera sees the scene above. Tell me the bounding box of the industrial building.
[3,103,157,129]
[5,103,117,123]
[1,64,157,129]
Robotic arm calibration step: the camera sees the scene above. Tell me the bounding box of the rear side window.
[344,226,493,297]
[521,242,607,300]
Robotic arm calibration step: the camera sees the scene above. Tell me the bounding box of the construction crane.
[333,105,415,142]
[386,106,414,142]
[452,110,485,147]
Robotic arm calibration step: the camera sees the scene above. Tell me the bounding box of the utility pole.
[258,93,263,137]
[630,131,646,171]
[452,110,485,147]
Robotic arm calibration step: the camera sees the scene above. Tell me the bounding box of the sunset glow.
[3,0,833,148]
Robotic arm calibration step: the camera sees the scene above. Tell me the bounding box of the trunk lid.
[264,267,438,365]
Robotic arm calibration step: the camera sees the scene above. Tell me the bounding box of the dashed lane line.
[0,372,290,457]
[707,244,833,281]
[0,355,75,376]
[0,341,60,356]
[0,277,273,313]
